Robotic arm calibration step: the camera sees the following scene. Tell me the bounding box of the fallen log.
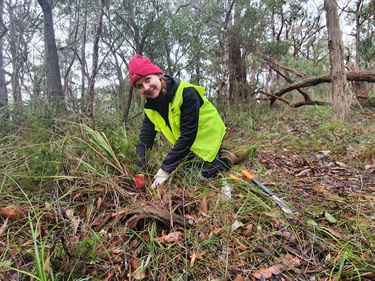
[270,70,375,105]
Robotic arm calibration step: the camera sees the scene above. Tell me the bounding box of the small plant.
[77,236,100,263]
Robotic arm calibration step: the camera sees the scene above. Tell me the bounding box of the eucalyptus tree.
[324,0,350,122]
[339,0,374,105]
[4,0,34,105]
[86,0,105,121]
[0,0,7,111]
[102,0,223,121]
[106,0,174,121]
[54,0,85,113]
[341,0,375,68]
[37,0,66,113]
[56,0,117,116]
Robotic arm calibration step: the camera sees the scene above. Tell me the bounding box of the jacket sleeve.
[136,113,157,171]
[161,87,203,173]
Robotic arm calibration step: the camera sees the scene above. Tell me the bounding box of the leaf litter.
[0,110,374,280]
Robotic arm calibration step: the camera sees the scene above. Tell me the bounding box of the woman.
[129,54,238,189]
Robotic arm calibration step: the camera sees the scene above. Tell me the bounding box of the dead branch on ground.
[256,51,375,107]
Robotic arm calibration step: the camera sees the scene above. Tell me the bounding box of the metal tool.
[229,170,294,214]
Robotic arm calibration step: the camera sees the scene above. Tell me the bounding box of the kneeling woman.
[129,54,238,189]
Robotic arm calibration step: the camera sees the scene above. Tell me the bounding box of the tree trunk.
[324,0,350,122]
[63,9,79,112]
[37,0,65,113]
[348,64,369,106]
[87,0,105,122]
[80,4,87,113]
[219,0,234,118]
[351,1,369,105]
[0,0,7,110]
[7,2,22,104]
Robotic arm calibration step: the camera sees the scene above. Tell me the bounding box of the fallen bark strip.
[120,202,187,228]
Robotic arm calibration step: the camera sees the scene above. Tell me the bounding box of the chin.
[149,92,160,99]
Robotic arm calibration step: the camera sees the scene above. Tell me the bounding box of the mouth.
[146,87,158,98]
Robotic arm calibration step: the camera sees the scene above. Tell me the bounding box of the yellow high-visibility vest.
[144,81,226,162]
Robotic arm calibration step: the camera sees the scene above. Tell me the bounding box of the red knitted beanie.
[128,54,163,86]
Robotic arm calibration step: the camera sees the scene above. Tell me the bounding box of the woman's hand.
[151,168,170,189]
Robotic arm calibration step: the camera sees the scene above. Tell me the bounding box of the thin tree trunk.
[7,2,22,104]
[324,0,350,122]
[37,0,65,113]
[0,0,7,111]
[87,0,105,123]
[80,1,87,113]
[63,6,79,112]
[219,0,235,118]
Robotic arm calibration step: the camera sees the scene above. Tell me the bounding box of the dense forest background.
[1,0,374,124]
[1,0,375,280]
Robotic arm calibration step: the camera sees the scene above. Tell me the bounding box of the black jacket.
[136,75,204,173]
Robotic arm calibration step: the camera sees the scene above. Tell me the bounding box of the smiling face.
[134,74,162,99]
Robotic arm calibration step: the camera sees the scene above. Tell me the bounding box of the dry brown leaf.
[243,224,253,237]
[234,274,245,281]
[65,209,80,235]
[362,194,375,202]
[317,150,331,157]
[97,197,102,209]
[326,227,342,239]
[65,209,74,219]
[185,214,196,224]
[213,227,223,234]
[295,168,311,177]
[200,196,208,214]
[269,264,284,274]
[44,250,51,274]
[45,202,53,211]
[0,205,27,221]
[364,164,372,170]
[335,161,348,168]
[236,242,248,251]
[253,267,273,279]
[284,253,301,268]
[111,249,122,255]
[231,219,244,231]
[111,209,126,217]
[131,257,146,280]
[276,231,293,240]
[0,218,8,235]
[155,231,183,244]
[253,264,284,279]
[190,251,206,267]
[314,185,331,193]
[104,270,115,281]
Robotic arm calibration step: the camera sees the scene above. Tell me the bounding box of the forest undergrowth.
[0,103,374,281]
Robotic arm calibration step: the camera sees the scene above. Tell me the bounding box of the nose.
[143,82,150,91]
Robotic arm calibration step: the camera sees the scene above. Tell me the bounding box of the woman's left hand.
[151,168,170,189]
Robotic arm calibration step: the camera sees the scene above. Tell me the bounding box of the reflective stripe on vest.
[144,81,226,162]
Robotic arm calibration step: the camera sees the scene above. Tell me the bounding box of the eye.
[136,83,143,90]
